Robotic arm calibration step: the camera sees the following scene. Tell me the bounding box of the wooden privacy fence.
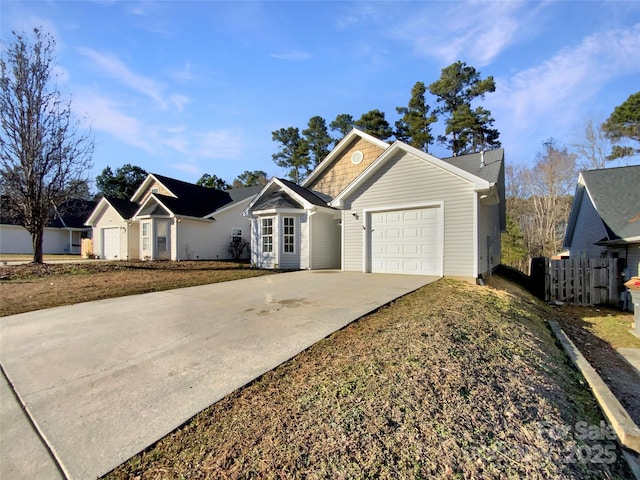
[544,257,620,306]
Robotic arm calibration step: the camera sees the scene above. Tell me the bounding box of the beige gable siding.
[569,193,607,258]
[307,138,386,197]
[341,151,476,278]
[310,211,341,269]
[139,180,174,204]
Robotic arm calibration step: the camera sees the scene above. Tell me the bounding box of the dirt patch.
[0,261,274,317]
[103,278,632,479]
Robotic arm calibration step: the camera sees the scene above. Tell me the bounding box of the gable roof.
[565,165,640,246]
[85,196,138,225]
[441,148,504,185]
[1,197,96,229]
[301,128,390,188]
[331,142,496,206]
[244,177,334,216]
[129,173,260,219]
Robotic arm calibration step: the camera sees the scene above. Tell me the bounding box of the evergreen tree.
[96,164,148,199]
[354,109,393,141]
[602,91,640,160]
[232,170,268,188]
[329,113,354,138]
[429,61,500,155]
[272,127,311,183]
[196,173,230,190]
[303,116,333,167]
[395,81,436,152]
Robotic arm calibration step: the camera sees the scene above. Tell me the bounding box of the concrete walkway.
[0,271,437,479]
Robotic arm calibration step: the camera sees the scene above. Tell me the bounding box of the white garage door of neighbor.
[369,207,441,275]
[102,228,120,259]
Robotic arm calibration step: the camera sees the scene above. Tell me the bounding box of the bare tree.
[527,139,576,257]
[572,119,611,170]
[0,28,93,263]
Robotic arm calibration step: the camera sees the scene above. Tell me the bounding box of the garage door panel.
[369,206,441,275]
[102,228,120,260]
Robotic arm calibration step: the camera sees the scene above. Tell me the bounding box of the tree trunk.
[32,228,44,264]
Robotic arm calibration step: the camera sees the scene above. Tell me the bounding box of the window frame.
[231,228,243,243]
[283,216,295,254]
[261,218,273,253]
[142,221,151,251]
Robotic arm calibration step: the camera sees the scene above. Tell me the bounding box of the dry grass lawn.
[103,277,631,479]
[0,260,273,317]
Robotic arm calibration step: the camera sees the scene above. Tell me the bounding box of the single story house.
[86,173,260,261]
[563,165,640,280]
[244,129,505,283]
[0,198,96,255]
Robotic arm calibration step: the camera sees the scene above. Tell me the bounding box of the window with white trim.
[231,228,243,243]
[261,218,273,253]
[283,217,295,253]
[142,221,151,251]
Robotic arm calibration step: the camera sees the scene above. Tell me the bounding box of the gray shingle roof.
[441,148,504,184]
[582,165,640,241]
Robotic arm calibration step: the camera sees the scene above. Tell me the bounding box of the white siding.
[625,243,640,279]
[341,151,476,279]
[300,213,310,269]
[174,205,252,261]
[0,225,77,254]
[569,194,607,258]
[279,215,301,269]
[309,211,341,269]
[91,205,129,259]
[478,201,501,277]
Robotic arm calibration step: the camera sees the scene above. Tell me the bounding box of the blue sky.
[2,1,639,187]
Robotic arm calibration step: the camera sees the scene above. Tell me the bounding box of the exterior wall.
[478,200,501,277]
[340,151,476,279]
[0,225,83,254]
[309,211,341,269]
[206,201,252,260]
[175,219,216,260]
[569,194,607,258]
[91,205,129,259]
[300,212,310,269]
[625,243,640,279]
[307,138,386,197]
[251,212,307,269]
[278,214,302,269]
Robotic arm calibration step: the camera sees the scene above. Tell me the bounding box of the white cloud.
[488,23,640,160]
[195,130,243,160]
[76,47,182,110]
[73,89,154,152]
[388,1,539,66]
[492,23,640,129]
[269,50,312,61]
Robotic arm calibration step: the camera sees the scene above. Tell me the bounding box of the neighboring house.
[563,165,640,280]
[245,129,506,282]
[86,173,260,261]
[0,198,96,255]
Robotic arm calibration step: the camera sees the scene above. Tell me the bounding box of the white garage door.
[102,228,120,260]
[369,207,441,275]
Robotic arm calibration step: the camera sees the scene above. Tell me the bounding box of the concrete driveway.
[0,270,437,479]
